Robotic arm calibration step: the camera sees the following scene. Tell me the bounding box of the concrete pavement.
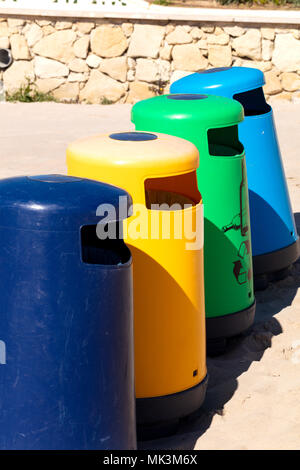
[0,101,298,214]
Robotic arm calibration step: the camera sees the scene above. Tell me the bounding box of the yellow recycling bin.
[67,131,208,435]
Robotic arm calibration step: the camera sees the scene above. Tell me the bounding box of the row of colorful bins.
[0,67,298,450]
[0,133,207,449]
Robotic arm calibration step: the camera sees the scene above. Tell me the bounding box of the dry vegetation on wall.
[217,0,300,5]
[0,17,300,103]
[169,0,300,6]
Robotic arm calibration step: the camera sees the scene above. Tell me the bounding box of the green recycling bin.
[132,94,256,352]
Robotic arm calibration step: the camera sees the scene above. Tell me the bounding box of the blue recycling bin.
[0,174,136,450]
[171,67,300,280]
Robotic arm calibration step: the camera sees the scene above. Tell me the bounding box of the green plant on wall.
[51,0,128,5]
[100,97,114,104]
[1,0,129,4]
[153,0,169,5]
[6,79,57,103]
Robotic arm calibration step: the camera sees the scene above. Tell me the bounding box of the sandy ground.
[0,101,299,450]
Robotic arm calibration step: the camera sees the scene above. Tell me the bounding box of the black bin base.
[253,239,300,280]
[136,374,208,441]
[206,301,256,356]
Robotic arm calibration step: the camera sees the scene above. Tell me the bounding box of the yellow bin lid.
[67,131,198,176]
[67,131,200,205]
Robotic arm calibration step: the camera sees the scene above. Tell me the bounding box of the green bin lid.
[131,94,244,131]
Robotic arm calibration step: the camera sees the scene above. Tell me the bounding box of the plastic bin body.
[171,67,299,275]
[0,175,136,450]
[132,95,255,340]
[67,132,207,426]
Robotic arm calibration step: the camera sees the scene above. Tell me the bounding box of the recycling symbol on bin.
[233,240,252,285]
[222,160,252,286]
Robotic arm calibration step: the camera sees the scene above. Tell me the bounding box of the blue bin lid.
[0,175,132,231]
[170,67,265,98]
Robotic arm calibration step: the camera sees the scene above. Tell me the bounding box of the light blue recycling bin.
[171,67,300,283]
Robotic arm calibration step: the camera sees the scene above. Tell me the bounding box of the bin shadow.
[294,212,300,233]
[248,190,298,256]
[140,216,300,450]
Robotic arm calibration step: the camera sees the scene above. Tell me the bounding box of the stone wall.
[1,16,300,103]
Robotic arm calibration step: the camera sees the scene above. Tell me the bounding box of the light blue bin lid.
[170,67,265,98]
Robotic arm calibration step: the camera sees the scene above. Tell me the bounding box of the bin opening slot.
[208,125,244,157]
[233,87,271,116]
[81,224,131,265]
[145,172,201,210]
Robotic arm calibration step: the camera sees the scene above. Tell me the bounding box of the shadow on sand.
[141,213,300,450]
